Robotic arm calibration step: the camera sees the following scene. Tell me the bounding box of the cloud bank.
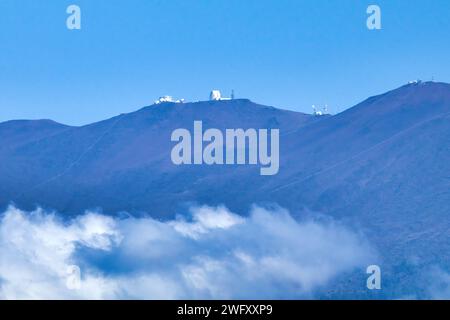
[0,205,374,299]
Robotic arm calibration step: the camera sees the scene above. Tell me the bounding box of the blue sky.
[0,0,449,125]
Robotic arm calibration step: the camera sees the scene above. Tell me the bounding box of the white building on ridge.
[209,90,233,101]
[155,90,235,105]
[210,90,222,101]
[155,96,185,104]
[312,104,329,116]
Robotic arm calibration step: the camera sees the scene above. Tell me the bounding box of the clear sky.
[0,0,449,125]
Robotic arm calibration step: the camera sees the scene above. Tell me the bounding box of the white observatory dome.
[210,90,222,101]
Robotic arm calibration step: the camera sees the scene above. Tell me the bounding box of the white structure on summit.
[155,96,185,104]
[155,90,236,105]
[210,90,222,101]
[312,104,329,116]
[209,90,234,101]
[408,79,422,85]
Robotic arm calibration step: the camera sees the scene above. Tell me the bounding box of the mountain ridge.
[1,82,449,217]
[1,82,450,298]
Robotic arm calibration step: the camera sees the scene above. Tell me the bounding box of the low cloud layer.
[0,205,374,299]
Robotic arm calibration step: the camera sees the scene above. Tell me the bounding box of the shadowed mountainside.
[1,82,450,298]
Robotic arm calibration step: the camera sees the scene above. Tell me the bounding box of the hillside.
[1,83,450,298]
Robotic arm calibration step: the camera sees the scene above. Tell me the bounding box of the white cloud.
[170,205,244,239]
[0,205,374,299]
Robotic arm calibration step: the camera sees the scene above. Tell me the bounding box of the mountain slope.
[0,119,70,151]
[2,83,450,220]
[1,82,450,298]
[0,99,317,214]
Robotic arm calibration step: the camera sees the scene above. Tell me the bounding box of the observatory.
[312,105,329,116]
[155,96,185,104]
[209,90,234,101]
[408,80,422,85]
[210,90,222,101]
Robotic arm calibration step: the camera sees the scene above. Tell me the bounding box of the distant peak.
[402,80,449,88]
[0,119,70,128]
